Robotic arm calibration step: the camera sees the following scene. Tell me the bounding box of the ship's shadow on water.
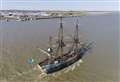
[0,12,119,82]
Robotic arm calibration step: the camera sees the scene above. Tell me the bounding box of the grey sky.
[0,0,119,11]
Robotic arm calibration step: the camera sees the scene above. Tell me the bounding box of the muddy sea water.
[0,12,119,82]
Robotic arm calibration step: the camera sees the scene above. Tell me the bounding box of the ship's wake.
[10,59,83,81]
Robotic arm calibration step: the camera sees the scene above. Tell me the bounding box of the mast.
[56,17,65,57]
[73,18,79,51]
[48,36,53,63]
[48,36,53,54]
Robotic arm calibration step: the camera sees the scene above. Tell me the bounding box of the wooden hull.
[38,47,89,74]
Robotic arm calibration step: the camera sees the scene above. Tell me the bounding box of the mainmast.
[56,17,65,57]
[73,19,80,51]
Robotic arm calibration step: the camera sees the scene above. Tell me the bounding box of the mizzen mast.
[48,36,53,55]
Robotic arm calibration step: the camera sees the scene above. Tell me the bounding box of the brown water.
[0,12,119,82]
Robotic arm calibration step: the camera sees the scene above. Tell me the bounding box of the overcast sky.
[0,0,119,11]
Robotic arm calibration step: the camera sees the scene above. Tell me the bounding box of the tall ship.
[37,17,93,74]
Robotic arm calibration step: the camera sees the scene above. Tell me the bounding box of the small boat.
[37,17,93,74]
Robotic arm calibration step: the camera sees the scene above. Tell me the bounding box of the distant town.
[0,10,111,21]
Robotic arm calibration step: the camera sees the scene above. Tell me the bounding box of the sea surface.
[0,12,119,82]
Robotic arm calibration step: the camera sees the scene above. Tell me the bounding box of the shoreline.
[0,11,114,22]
